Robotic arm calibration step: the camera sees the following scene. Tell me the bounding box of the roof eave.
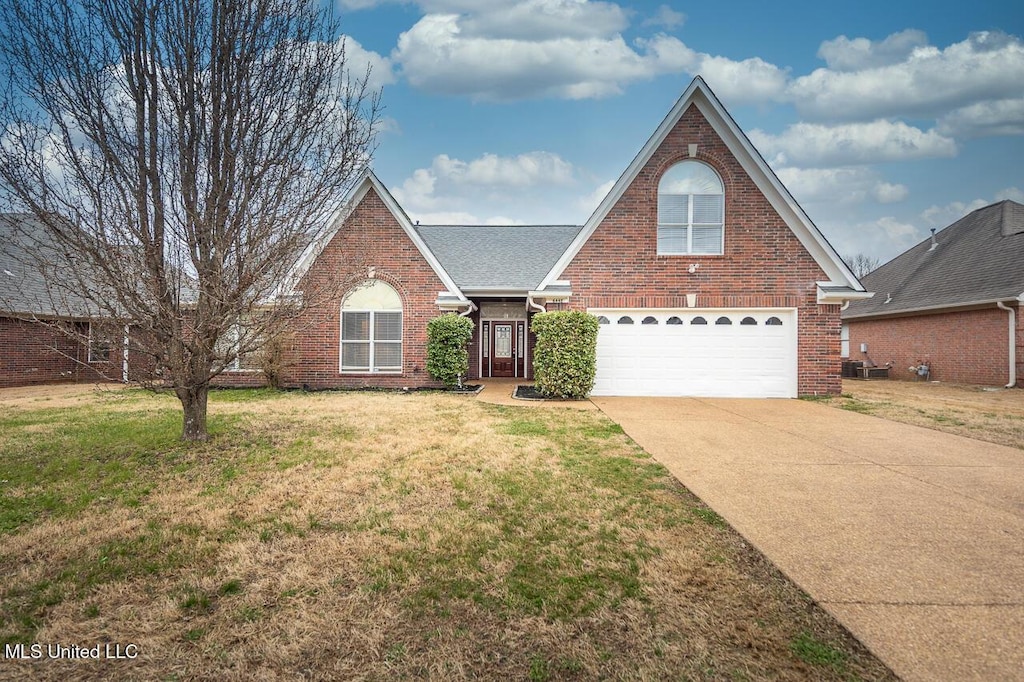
[843,294,1024,320]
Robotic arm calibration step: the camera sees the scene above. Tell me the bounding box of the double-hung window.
[341,280,402,373]
[657,161,724,255]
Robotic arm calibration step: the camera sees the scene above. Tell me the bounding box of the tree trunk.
[177,384,210,442]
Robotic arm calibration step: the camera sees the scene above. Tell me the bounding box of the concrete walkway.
[592,397,1024,682]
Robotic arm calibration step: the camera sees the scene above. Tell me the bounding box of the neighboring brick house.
[0,214,126,388]
[277,77,868,397]
[843,200,1024,387]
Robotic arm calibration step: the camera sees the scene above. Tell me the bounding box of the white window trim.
[221,325,262,373]
[340,309,403,374]
[657,162,725,256]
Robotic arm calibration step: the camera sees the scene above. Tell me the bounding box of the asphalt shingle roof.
[844,200,1024,319]
[0,213,95,318]
[415,224,584,291]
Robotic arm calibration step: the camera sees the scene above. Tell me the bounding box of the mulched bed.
[514,384,547,400]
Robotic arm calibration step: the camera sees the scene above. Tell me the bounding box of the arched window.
[657,160,724,255]
[641,316,658,325]
[691,316,707,325]
[715,316,732,325]
[666,316,683,325]
[596,315,610,324]
[740,317,757,325]
[617,316,634,325]
[341,280,402,373]
[765,316,783,326]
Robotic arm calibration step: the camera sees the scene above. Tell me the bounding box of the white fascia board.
[816,283,874,305]
[538,76,864,293]
[364,172,467,300]
[844,297,1021,320]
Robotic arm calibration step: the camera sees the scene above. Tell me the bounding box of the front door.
[491,323,515,377]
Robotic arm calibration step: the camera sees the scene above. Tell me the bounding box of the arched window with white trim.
[657,160,724,255]
[341,280,402,373]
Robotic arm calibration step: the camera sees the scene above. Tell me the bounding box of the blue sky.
[335,0,1024,265]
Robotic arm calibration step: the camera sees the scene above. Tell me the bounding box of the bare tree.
[843,253,881,279]
[0,0,380,440]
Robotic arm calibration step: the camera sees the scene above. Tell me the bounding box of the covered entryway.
[479,302,530,379]
[589,309,797,398]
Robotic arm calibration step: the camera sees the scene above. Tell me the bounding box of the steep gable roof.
[415,224,583,292]
[537,76,866,299]
[844,200,1024,319]
[285,170,466,301]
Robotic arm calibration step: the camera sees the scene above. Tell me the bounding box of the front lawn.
[0,388,894,680]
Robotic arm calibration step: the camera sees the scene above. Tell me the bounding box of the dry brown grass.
[831,379,1024,449]
[0,388,895,680]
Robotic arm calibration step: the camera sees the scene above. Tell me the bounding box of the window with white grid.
[657,161,724,255]
[340,280,402,373]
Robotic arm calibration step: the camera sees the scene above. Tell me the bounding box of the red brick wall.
[847,305,1021,386]
[279,187,448,390]
[556,105,840,395]
[0,317,120,388]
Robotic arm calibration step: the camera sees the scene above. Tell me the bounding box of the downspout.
[996,301,1017,388]
[459,301,477,317]
[839,301,851,312]
[527,296,545,313]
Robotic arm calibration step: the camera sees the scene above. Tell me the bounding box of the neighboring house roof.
[538,76,867,301]
[0,213,95,318]
[844,200,1024,319]
[415,224,584,292]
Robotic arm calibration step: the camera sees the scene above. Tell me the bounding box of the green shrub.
[531,311,598,399]
[426,313,475,388]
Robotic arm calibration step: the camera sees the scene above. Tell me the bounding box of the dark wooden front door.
[490,323,515,377]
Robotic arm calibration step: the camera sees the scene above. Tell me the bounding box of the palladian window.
[341,280,402,373]
[657,160,724,255]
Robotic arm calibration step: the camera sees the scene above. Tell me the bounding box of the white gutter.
[458,301,478,318]
[996,301,1017,388]
[527,295,545,313]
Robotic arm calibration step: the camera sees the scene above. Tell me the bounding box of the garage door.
[589,309,797,398]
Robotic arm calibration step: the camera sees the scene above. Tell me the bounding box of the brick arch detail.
[648,152,737,203]
[340,271,412,312]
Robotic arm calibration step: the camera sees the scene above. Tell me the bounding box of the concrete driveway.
[592,397,1024,682]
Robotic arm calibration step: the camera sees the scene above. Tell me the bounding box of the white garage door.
[590,309,797,398]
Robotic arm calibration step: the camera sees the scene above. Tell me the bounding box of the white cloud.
[433,151,575,187]
[391,150,581,223]
[817,29,928,71]
[390,4,786,103]
[921,198,993,228]
[642,5,685,30]
[790,31,1024,121]
[996,187,1024,203]
[937,98,1024,138]
[749,120,956,167]
[341,36,396,91]
[820,215,924,264]
[775,167,908,206]
[577,179,615,215]
[393,13,691,100]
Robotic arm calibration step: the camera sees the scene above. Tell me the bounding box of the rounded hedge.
[426,313,475,388]
[531,310,598,399]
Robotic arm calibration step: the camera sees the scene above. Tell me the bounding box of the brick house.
[1,78,868,395]
[275,77,868,397]
[842,200,1024,387]
[0,213,126,388]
